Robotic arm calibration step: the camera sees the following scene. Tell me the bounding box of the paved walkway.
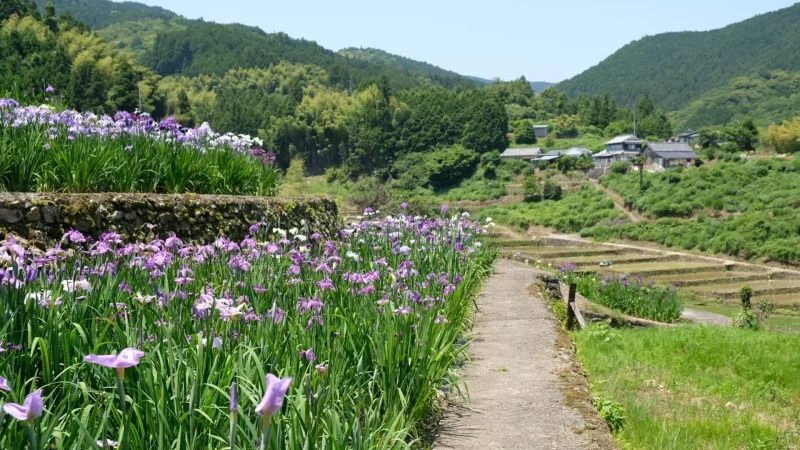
[435,259,613,450]
[681,308,731,326]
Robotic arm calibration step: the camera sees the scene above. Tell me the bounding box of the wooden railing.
[565,282,587,330]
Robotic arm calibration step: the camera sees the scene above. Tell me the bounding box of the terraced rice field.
[501,239,800,310]
[687,279,800,297]
[548,253,677,268]
[648,271,768,286]
[605,261,731,277]
[753,293,800,309]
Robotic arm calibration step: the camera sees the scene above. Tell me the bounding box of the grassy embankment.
[574,325,800,449]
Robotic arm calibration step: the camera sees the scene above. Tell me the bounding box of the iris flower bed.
[558,264,684,323]
[0,211,494,449]
[0,98,280,195]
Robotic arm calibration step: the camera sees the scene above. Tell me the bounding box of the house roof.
[605,134,645,145]
[533,125,548,129]
[594,149,639,158]
[646,142,699,159]
[541,147,592,158]
[500,147,542,157]
[565,147,592,157]
[534,155,561,161]
[677,129,699,138]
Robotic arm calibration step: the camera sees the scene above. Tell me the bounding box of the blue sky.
[133,0,797,82]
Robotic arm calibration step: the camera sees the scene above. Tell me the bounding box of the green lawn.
[574,325,800,449]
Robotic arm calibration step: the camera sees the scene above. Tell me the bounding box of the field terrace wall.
[0,193,340,248]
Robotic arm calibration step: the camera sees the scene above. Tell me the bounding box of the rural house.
[592,149,641,168]
[533,125,549,138]
[592,135,646,168]
[500,147,542,160]
[531,147,592,165]
[644,142,699,170]
[672,129,700,145]
[604,134,646,152]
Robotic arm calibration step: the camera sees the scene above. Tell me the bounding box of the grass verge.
[574,325,800,449]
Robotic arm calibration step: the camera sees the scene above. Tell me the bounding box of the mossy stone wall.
[0,193,340,248]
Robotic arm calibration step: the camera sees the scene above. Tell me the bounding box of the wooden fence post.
[566,282,577,330]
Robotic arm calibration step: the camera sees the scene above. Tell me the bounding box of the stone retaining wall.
[0,193,340,248]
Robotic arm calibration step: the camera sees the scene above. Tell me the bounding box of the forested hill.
[469,76,553,93]
[33,0,476,90]
[144,23,475,89]
[557,2,800,111]
[35,0,176,28]
[670,71,800,129]
[338,47,466,81]
[528,81,554,93]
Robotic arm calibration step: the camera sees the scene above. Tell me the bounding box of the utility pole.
[138,73,143,113]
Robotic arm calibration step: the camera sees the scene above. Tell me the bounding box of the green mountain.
[338,47,468,82]
[671,70,800,129]
[35,0,176,29]
[468,76,553,92]
[143,22,474,90]
[34,0,477,91]
[528,81,553,93]
[557,3,800,111]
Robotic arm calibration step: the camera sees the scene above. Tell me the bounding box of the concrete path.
[681,308,732,326]
[435,259,614,450]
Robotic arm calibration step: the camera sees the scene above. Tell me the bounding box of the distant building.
[500,147,542,160]
[604,135,646,152]
[533,125,549,139]
[593,135,646,167]
[672,129,700,146]
[644,142,699,170]
[592,149,641,168]
[531,147,592,165]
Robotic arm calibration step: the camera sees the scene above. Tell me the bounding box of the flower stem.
[260,421,272,450]
[25,423,37,449]
[115,371,126,413]
[229,411,237,450]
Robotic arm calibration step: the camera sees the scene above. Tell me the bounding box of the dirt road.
[589,179,643,223]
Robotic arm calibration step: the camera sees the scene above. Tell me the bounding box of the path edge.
[528,279,621,450]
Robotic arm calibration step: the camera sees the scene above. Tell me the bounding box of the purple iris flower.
[84,348,144,374]
[0,375,10,391]
[230,382,238,412]
[299,348,316,363]
[255,374,293,419]
[62,229,87,243]
[3,389,43,423]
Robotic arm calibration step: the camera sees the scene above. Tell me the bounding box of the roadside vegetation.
[573,273,684,323]
[0,214,494,449]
